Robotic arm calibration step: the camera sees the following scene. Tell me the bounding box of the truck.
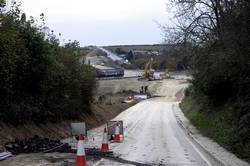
[148,70,162,81]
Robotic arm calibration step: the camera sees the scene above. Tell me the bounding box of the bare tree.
[163,0,240,45]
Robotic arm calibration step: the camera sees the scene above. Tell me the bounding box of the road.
[112,100,210,165]
[86,101,211,165]
[1,78,214,166]
[99,47,123,61]
[1,77,246,166]
[84,79,214,165]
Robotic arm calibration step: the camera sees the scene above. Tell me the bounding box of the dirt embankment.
[0,77,188,150]
[0,90,136,151]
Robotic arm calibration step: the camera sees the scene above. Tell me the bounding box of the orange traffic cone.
[128,96,133,100]
[75,134,86,166]
[113,122,121,142]
[101,127,109,152]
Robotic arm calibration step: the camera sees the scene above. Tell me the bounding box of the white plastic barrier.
[134,94,148,100]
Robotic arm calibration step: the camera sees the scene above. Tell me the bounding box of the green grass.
[180,96,250,162]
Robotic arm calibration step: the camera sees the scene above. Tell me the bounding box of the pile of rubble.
[4,135,71,154]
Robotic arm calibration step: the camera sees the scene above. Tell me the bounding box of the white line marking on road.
[173,104,212,166]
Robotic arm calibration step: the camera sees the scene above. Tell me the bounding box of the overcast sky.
[18,0,172,46]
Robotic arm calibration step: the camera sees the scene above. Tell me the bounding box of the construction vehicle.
[149,71,162,81]
[138,57,172,81]
[138,57,155,80]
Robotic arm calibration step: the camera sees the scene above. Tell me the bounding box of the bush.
[0,5,96,124]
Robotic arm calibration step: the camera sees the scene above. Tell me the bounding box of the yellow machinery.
[138,57,171,80]
[138,57,155,80]
[144,57,155,78]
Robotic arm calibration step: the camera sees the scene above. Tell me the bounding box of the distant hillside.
[104,44,174,52]
[102,44,190,71]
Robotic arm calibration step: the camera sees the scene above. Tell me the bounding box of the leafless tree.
[163,0,241,45]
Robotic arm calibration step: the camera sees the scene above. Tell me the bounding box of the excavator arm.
[142,57,155,78]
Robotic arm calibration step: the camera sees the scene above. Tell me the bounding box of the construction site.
[1,75,191,165]
[2,74,247,166]
[1,46,249,166]
[1,0,250,164]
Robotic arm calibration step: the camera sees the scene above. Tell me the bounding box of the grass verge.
[180,95,250,163]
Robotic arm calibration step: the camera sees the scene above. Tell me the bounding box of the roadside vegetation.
[167,0,250,161]
[0,3,96,124]
[180,92,250,161]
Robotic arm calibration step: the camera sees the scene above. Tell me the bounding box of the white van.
[149,73,162,81]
